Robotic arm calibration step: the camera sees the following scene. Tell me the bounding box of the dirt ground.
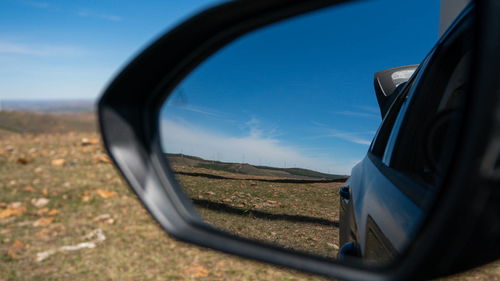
[0,132,329,281]
[1,132,500,280]
[173,165,342,259]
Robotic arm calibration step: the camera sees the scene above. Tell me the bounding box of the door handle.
[339,185,350,200]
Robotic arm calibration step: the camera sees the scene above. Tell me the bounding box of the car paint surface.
[344,155,424,260]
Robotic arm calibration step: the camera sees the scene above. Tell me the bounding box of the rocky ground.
[1,130,499,280]
[0,132,329,281]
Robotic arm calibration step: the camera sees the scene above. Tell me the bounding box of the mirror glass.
[159,0,470,265]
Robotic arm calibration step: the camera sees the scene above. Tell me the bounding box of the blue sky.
[159,0,440,174]
[0,0,440,174]
[0,0,216,99]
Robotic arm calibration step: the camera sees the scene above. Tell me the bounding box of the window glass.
[370,81,412,158]
[387,24,472,185]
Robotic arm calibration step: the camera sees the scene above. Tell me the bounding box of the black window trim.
[369,78,413,156]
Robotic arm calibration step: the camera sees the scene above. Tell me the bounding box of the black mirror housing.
[97,0,500,280]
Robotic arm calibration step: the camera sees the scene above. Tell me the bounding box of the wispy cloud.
[243,117,282,139]
[245,117,264,138]
[332,105,381,120]
[77,9,122,22]
[167,89,226,118]
[22,1,51,9]
[326,129,373,145]
[0,41,84,57]
[333,110,379,119]
[177,104,224,118]
[354,105,380,114]
[160,118,354,174]
[309,122,374,145]
[20,2,122,22]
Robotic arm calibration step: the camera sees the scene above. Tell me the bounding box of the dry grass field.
[1,111,500,281]
[172,165,342,259]
[0,131,332,281]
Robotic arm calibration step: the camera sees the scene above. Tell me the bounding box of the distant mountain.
[167,153,348,181]
[0,110,96,135]
[0,99,95,113]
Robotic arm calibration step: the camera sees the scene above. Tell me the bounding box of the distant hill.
[1,99,95,113]
[0,110,97,135]
[167,153,348,181]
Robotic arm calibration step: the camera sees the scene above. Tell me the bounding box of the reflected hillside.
[167,153,348,258]
[167,153,349,182]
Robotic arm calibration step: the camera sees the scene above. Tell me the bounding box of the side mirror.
[374,65,418,118]
[98,0,500,280]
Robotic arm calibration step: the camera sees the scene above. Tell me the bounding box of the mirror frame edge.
[97,0,500,280]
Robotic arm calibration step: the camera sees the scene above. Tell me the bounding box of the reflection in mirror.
[158,0,462,264]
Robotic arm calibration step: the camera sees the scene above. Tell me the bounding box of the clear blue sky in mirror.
[160,0,439,175]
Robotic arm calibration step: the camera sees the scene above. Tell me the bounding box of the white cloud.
[326,130,373,145]
[175,104,224,118]
[245,117,264,138]
[0,41,84,57]
[309,121,375,146]
[77,9,122,22]
[354,105,380,114]
[160,118,355,174]
[332,105,381,120]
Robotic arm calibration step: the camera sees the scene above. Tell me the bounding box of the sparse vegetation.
[0,111,96,135]
[0,130,328,281]
[1,110,500,280]
[170,163,343,258]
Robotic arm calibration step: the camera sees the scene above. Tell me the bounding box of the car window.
[370,80,413,158]
[384,20,472,186]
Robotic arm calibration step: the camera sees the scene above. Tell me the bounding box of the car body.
[339,4,473,262]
